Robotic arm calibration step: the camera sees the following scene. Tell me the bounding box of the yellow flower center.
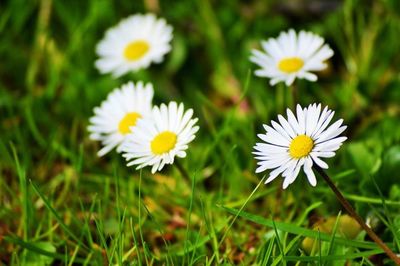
[118,112,142,135]
[151,131,177,155]
[278,57,304,73]
[289,135,314,158]
[123,40,150,61]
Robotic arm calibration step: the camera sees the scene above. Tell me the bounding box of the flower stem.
[175,160,191,181]
[288,82,297,110]
[276,83,285,114]
[314,166,400,264]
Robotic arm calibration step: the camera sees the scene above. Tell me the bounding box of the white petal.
[286,108,301,135]
[311,151,335,158]
[264,159,294,183]
[296,104,306,134]
[315,137,347,151]
[310,154,329,169]
[315,119,344,143]
[277,114,296,138]
[303,158,317,186]
[305,103,321,136]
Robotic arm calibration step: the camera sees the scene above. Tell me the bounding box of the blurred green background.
[1,0,400,264]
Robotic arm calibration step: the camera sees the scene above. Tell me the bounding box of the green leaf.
[379,145,400,193]
[347,142,377,178]
[23,242,56,266]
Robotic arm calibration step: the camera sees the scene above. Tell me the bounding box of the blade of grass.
[223,186,278,208]
[189,222,204,265]
[284,249,383,262]
[93,215,109,263]
[78,194,98,248]
[332,169,356,180]
[67,243,81,266]
[140,200,174,265]
[130,217,142,265]
[324,211,341,266]
[11,143,30,243]
[262,236,275,266]
[344,194,400,206]
[221,206,383,250]
[318,229,322,266]
[4,236,86,264]
[184,170,197,265]
[217,175,267,247]
[115,168,123,266]
[137,170,150,265]
[270,234,303,266]
[271,219,285,266]
[201,196,220,265]
[371,175,400,250]
[296,201,323,226]
[30,180,90,252]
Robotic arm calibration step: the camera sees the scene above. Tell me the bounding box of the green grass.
[1,0,400,265]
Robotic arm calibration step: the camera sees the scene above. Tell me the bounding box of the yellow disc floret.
[124,40,150,61]
[151,131,177,155]
[118,112,142,135]
[289,135,314,158]
[278,57,304,73]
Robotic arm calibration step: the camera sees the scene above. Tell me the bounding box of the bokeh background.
[1,0,400,264]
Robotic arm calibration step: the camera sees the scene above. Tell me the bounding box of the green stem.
[276,83,285,114]
[175,160,191,181]
[218,175,267,247]
[290,82,297,109]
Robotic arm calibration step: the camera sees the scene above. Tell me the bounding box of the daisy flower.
[88,81,154,156]
[253,103,347,189]
[121,101,199,173]
[95,13,173,77]
[250,29,334,86]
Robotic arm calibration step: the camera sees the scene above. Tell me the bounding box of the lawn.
[1,0,400,265]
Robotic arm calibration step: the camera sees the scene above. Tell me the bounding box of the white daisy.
[88,81,154,156]
[250,29,334,86]
[121,101,199,173]
[95,13,173,77]
[253,103,347,189]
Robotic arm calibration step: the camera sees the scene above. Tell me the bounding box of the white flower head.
[250,29,334,86]
[253,103,347,189]
[121,101,199,173]
[88,81,154,156]
[95,13,173,77]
